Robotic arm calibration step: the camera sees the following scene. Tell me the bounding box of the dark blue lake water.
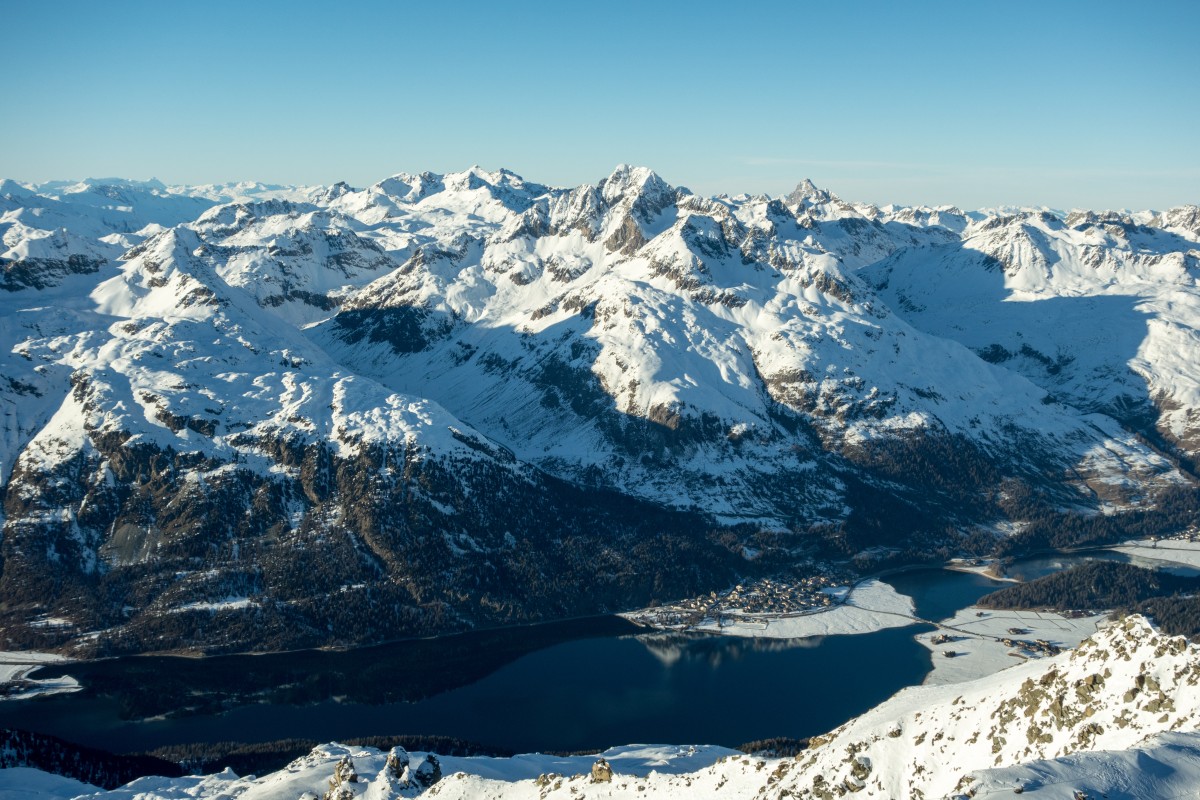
[0,620,936,754]
[1,552,1149,755]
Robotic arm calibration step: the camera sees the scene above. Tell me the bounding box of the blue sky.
[4,0,1197,209]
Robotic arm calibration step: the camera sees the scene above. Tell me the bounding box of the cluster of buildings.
[929,629,1062,659]
[1153,525,1200,543]
[628,575,845,630]
[1000,636,1062,656]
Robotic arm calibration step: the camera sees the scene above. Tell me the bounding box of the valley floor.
[916,607,1108,686]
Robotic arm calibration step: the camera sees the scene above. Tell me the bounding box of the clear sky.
[4,0,1197,209]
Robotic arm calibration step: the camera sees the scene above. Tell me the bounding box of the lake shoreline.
[1,541,1193,758]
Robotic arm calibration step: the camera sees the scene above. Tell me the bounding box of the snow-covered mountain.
[12,616,1200,799]
[310,165,1183,525]
[1,168,1198,654]
[865,208,1200,459]
[1,219,728,655]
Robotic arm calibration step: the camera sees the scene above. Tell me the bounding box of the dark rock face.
[329,306,454,354]
[1,254,106,291]
[0,423,742,656]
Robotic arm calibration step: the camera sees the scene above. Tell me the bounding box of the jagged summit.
[600,163,670,196]
[320,180,357,202]
[370,171,445,203]
[784,176,832,206]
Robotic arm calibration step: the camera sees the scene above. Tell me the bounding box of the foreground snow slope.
[967,731,1200,798]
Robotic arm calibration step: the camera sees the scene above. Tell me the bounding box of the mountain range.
[2,168,1198,655]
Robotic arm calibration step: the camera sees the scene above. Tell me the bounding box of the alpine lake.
[1,550,1190,756]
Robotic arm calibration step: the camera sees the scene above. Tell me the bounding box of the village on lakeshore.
[623,574,854,631]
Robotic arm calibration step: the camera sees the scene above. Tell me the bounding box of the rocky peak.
[99,226,235,319]
[546,184,604,240]
[61,177,169,195]
[321,181,357,202]
[1158,204,1200,238]
[784,177,834,208]
[678,213,739,260]
[1065,208,1135,230]
[443,165,496,193]
[600,164,676,222]
[120,225,205,267]
[322,754,359,800]
[193,199,314,234]
[440,166,547,212]
[373,171,447,203]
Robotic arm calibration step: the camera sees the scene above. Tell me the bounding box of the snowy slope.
[12,225,501,472]
[0,768,100,800]
[966,732,1200,798]
[189,202,402,325]
[770,615,1200,797]
[0,222,554,649]
[865,208,1200,458]
[1,176,227,479]
[5,221,726,655]
[308,166,1181,523]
